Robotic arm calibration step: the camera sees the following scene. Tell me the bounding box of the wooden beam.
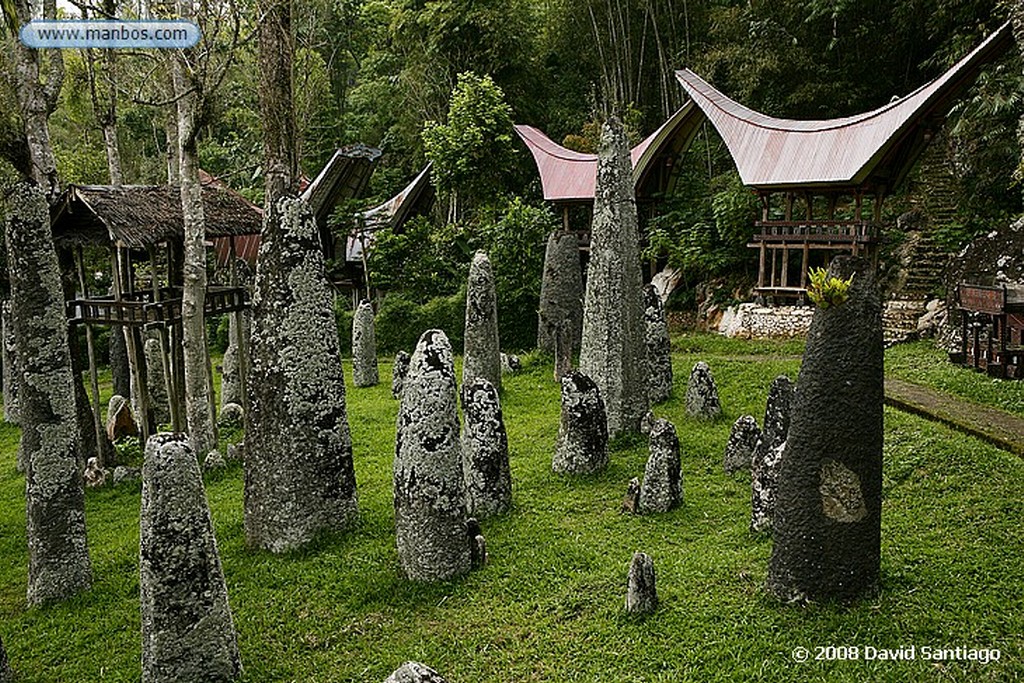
[75,246,106,468]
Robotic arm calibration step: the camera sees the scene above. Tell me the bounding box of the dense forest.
[1,0,1021,349]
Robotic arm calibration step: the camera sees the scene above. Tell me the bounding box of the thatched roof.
[51,183,262,249]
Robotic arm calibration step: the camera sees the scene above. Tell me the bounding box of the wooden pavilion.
[675,21,1013,303]
[50,180,262,442]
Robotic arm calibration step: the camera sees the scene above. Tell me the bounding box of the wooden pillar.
[562,205,570,233]
[115,245,151,443]
[781,244,789,288]
[75,247,106,468]
[229,237,249,416]
[758,241,767,289]
[149,246,182,432]
[770,247,778,288]
[800,242,810,289]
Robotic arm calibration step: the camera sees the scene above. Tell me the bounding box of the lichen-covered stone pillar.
[639,418,682,513]
[140,434,241,682]
[2,300,19,425]
[4,182,92,605]
[578,117,649,437]
[144,336,170,427]
[643,285,673,404]
[553,371,609,475]
[394,329,471,581]
[391,351,410,400]
[625,552,657,614]
[244,196,359,553]
[352,299,380,387]
[537,231,583,356]
[461,377,511,518]
[219,314,243,410]
[384,662,449,683]
[684,361,721,420]
[750,375,794,532]
[462,251,501,392]
[724,415,760,474]
[767,257,883,603]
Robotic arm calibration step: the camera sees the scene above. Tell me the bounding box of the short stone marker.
[461,378,511,518]
[621,477,641,514]
[467,518,488,569]
[639,410,655,436]
[140,433,241,683]
[83,457,108,488]
[768,257,883,603]
[384,661,449,683]
[625,552,657,614]
[143,337,170,426]
[203,450,227,472]
[217,402,244,431]
[724,415,761,474]
[639,418,682,513]
[500,352,521,375]
[684,361,721,419]
[225,443,244,463]
[750,375,794,532]
[553,371,609,475]
[352,300,380,387]
[391,351,410,400]
[112,465,141,486]
[643,285,673,404]
[394,330,472,581]
[106,394,137,442]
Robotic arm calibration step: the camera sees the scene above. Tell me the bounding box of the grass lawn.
[1,340,1022,682]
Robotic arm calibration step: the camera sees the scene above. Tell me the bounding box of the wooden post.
[229,237,249,416]
[770,247,777,288]
[149,246,182,432]
[781,244,789,288]
[115,245,152,443]
[758,241,767,289]
[801,242,810,289]
[75,247,106,468]
[562,205,570,233]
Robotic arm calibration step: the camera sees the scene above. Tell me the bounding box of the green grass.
[1,345,1023,681]
[885,340,1024,418]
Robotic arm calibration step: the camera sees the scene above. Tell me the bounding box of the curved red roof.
[515,100,704,202]
[675,21,1012,191]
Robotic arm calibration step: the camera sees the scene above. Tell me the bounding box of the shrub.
[806,267,854,308]
[373,289,467,355]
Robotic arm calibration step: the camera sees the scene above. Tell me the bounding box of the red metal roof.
[675,21,1013,191]
[515,101,704,202]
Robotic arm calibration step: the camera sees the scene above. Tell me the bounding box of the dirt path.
[884,377,1024,457]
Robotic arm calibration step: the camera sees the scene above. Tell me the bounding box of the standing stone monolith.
[220,316,242,410]
[140,433,241,682]
[750,375,794,532]
[2,300,19,424]
[109,324,132,400]
[684,361,721,419]
[643,285,673,404]
[5,182,92,605]
[639,418,682,513]
[352,300,380,387]
[0,634,11,682]
[553,318,573,381]
[625,552,657,614]
[578,117,649,437]
[724,415,761,474]
[553,371,609,475]
[244,196,359,553]
[384,662,449,683]
[462,251,502,392]
[768,257,883,603]
[394,330,471,581]
[144,336,170,426]
[392,351,410,399]
[537,230,583,356]
[461,378,511,518]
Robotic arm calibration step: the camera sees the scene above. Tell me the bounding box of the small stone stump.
[112,465,141,486]
[552,371,609,475]
[391,351,410,400]
[684,361,721,419]
[140,433,241,683]
[394,330,471,581]
[461,378,511,518]
[352,300,380,387]
[106,394,138,442]
[500,352,521,375]
[643,285,673,404]
[217,403,244,431]
[724,415,761,474]
[621,477,641,514]
[384,662,449,683]
[83,457,108,488]
[639,418,682,513]
[768,257,883,603]
[462,251,502,392]
[625,552,657,614]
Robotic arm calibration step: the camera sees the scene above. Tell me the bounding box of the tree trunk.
[171,40,217,459]
[259,0,298,207]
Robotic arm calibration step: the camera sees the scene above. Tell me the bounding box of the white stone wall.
[718,304,815,339]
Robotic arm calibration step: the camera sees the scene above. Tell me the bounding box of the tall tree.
[4,0,92,604]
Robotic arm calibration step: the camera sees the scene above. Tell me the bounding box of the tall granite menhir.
[537,231,583,356]
[578,117,649,437]
[394,330,471,581]
[5,183,92,605]
[352,300,380,387]
[140,434,241,682]
[463,251,502,392]
[768,257,883,603]
[244,196,359,553]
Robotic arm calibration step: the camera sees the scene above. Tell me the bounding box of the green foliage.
[374,288,466,354]
[422,72,517,218]
[806,267,854,309]
[368,215,472,301]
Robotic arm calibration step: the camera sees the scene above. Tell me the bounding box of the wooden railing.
[753,221,879,243]
[68,286,249,327]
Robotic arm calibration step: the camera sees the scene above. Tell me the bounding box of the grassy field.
[1,337,1023,681]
